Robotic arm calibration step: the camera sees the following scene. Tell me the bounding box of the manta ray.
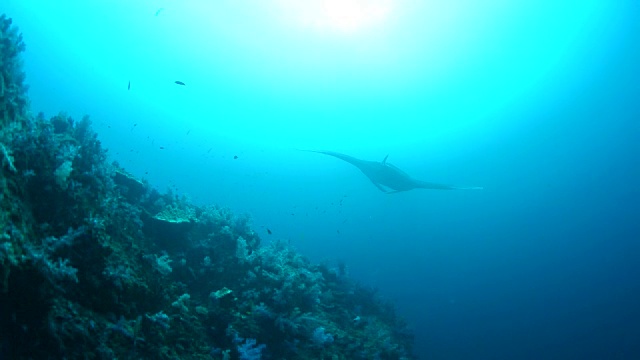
[308,150,483,193]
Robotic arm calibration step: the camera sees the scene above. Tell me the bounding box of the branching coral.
[0,142,16,172]
[0,14,28,126]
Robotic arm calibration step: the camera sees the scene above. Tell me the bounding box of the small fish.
[159,146,165,150]
[174,81,186,86]
[233,155,238,159]
[267,229,272,235]
[127,81,130,90]
[155,8,165,16]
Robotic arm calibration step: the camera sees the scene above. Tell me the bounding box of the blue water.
[4,1,640,358]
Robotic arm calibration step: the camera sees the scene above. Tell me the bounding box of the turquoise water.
[5,1,639,358]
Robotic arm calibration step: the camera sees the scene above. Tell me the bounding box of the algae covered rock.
[113,167,146,202]
[143,203,198,250]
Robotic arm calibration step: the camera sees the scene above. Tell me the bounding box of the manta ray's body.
[309,150,482,193]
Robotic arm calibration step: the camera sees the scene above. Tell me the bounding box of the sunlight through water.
[6,0,615,152]
[277,0,393,34]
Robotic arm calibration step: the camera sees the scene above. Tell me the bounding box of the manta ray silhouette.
[308,150,483,193]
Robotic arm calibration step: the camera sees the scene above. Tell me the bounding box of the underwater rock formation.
[0,14,415,359]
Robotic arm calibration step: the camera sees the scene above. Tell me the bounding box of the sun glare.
[279,0,392,34]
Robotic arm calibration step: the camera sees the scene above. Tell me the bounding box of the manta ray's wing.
[369,180,390,193]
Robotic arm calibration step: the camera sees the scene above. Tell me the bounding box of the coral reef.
[0,14,28,127]
[0,14,415,359]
